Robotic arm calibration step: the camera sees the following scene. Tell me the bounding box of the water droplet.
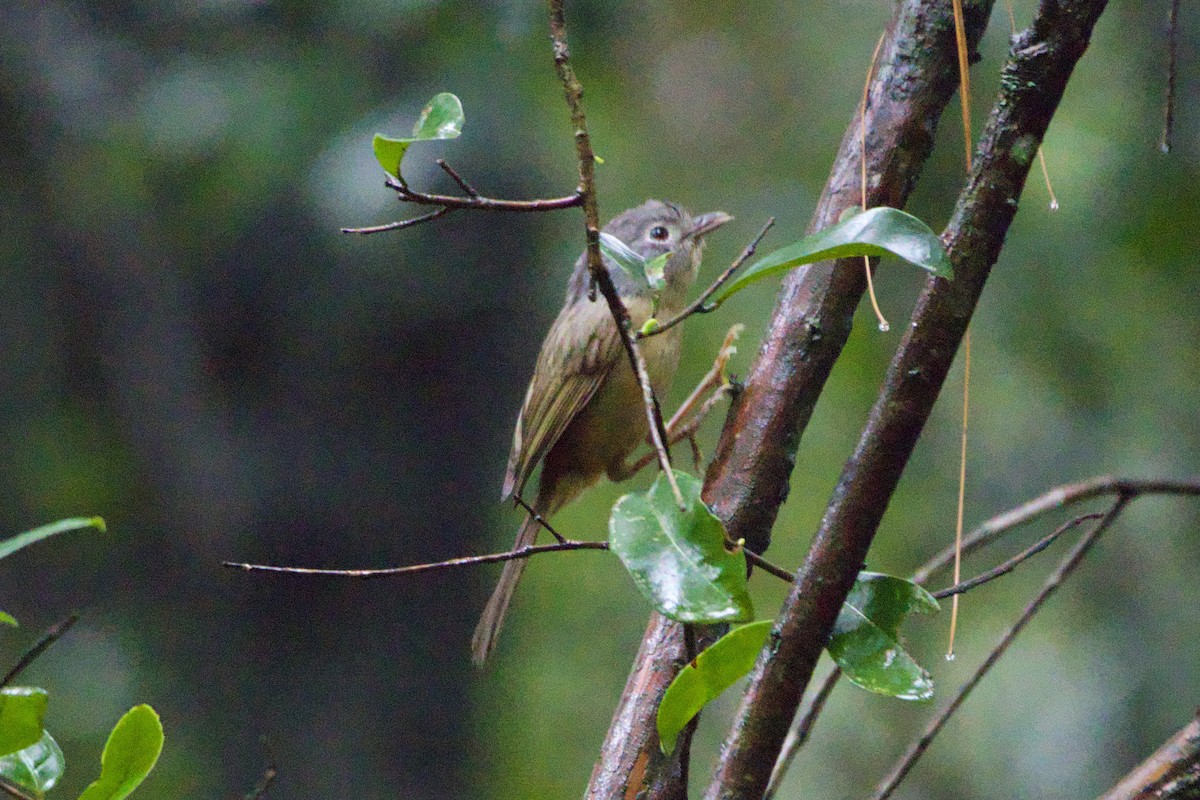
[944,652,957,662]
[878,321,891,333]
[1048,199,1060,211]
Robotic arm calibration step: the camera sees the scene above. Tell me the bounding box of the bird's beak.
[689,211,734,239]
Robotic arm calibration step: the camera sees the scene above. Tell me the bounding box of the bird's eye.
[649,225,670,241]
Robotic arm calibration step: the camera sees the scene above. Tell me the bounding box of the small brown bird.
[472,200,732,663]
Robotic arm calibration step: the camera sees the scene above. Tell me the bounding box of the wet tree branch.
[1097,711,1200,800]
[705,3,1111,797]
[587,2,999,797]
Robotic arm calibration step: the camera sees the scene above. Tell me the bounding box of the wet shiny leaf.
[828,572,938,700]
[372,92,464,177]
[713,207,952,305]
[0,688,48,758]
[0,730,64,797]
[609,471,752,624]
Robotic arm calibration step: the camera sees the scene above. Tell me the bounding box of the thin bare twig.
[546,0,682,508]
[436,159,480,198]
[616,324,743,480]
[1,613,79,687]
[382,175,584,213]
[0,777,36,800]
[767,478,1200,794]
[764,665,840,800]
[513,493,567,544]
[341,206,453,235]
[666,324,743,432]
[222,539,609,578]
[615,386,733,481]
[930,511,1103,599]
[341,175,585,234]
[912,476,1200,583]
[224,535,797,595]
[870,496,1131,800]
[743,549,794,584]
[638,219,776,339]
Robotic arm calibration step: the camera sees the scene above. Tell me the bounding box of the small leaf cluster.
[1,520,163,800]
[608,472,939,755]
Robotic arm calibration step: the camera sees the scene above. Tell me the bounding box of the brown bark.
[706,1,1111,797]
[586,1,996,796]
[1096,712,1200,800]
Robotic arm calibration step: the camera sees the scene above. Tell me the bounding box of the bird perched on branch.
[472,199,731,663]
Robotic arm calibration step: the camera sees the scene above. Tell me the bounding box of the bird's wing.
[502,299,621,501]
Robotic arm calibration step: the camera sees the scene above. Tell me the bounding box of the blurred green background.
[1,1,1197,798]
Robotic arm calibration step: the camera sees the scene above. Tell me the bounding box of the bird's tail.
[471,512,542,665]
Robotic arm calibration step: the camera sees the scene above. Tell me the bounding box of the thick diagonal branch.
[586,2,996,797]
[1097,711,1200,800]
[706,2,1111,797]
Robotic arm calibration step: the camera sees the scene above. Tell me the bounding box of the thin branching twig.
[223,539,610,578]
[929,511,1103,599]
[546,0,683,507]
[224,537,796,590]
[870,495,1131,800]
[638,219,776,339]
[341,169,583,234]
[1,613,79,687]
[765,477,1200,795]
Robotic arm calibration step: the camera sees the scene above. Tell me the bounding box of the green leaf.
[598,233,672,290]
[652,573,937,755]
[0,611,17,627]
[0,730,65,797]
[0,517,106,562]
[78,705,164,800]
[0,688,48,758]
[372,92,464,177]
[713,207,953,305]
[597,232,644,284]
[657,621,772,754]
[643,252,669,291]
[609,470,753,624]
[828,572,939,701]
